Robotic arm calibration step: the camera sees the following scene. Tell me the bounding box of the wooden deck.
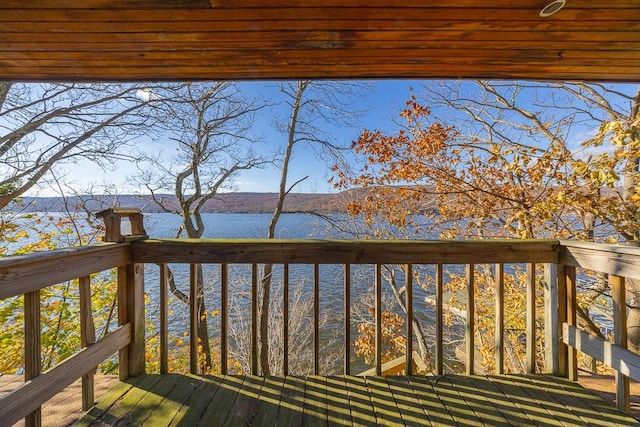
[73,374,640,426]
[0,375,119,427]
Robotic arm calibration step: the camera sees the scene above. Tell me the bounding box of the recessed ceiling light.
[540,0,566,17]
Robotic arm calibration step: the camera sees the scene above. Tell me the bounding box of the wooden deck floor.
[73,374,639,426]
[0,374,119,427]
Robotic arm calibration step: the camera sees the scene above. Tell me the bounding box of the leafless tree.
[258,80,372,374]
[0,82,165,208]
[137,81,268,372]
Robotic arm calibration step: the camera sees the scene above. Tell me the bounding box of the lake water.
[139,212,436,374]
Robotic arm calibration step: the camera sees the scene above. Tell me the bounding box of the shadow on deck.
[75,374,639,426]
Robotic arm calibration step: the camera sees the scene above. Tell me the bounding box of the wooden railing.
[1,216,640,424]
[558,240,640,414]
[0,243,144,427]
[132,238,558,378]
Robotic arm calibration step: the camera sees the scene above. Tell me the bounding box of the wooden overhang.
[0,0,638,82]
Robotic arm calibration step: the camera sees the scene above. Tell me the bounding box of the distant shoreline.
[14,193,350,215]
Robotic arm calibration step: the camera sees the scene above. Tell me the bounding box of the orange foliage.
[354,309,406,365]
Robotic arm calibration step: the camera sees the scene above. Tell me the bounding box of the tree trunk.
[258,81,308,375]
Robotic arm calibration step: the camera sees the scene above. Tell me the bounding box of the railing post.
[79,275,96,411]
[435,263,443,376]
[557,264,568,377]
[24,290,41,427]
[159,264,169,374]
[526,263,536,374]
[189,263,199,375]
[544,263,558,374]
[612,274,630,414]
[405,264,413,375]
[495,263,504,375]
[221,263,229,375]
[251,264,258,376]
[314,264,320,376]
[375,264,382,376]
[466,264,475,376]
[118,263,145,380]
[344,264,350,375]
[565,265,577,381]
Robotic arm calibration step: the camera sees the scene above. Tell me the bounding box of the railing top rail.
[130,238,560,265]
[558,240,640,281]
[0,243,131,299]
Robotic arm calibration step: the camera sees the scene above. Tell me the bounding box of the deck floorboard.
[21,373,637,426]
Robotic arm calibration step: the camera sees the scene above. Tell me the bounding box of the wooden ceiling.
[0,0,639,82]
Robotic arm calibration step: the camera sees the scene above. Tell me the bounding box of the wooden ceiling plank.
[3,20,639,34]
[5,8,638,22]
[7,48,639,61]
[0,0,637,9]
[5,64,639,81]
[0,1,637,82]
[2,31,638,47]
[5,56,639,69]
[5,39,638,54]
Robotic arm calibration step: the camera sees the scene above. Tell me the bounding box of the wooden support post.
[79,275,96,411]
[495,263,504,375]
[466,264,475,376]
[405,264,413,375]
[566,265,578,381]
[24,290,41,427]
[344,264,350,375]
[118,263,145,380]
[544,263,558,375]
[526,263,536,375]
[612,275,630,414]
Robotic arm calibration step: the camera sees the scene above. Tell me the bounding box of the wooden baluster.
[466,264,475,376]
[375,263,382,376]
[117,263,145,379]
[189,263,198,375]
[557,264,568,378]
[435,263,443,376]
[251,264,258,375]
[221,263,228,375]
[344,264,350,375]
[405,264,413,375]
[612,275,630,414]
[160,264,168,374]
[24,289,41,427]
[117,266,129,380]
[566,265,577,381]
[544,263,558,374]
[283,264,289,376]
[314,264,320,375]
[526,263,536,374]
[79,275,96,411]
[495,263,504,375]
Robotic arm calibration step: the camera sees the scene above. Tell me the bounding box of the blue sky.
[37,80,418,197]
[30,80,637,198]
